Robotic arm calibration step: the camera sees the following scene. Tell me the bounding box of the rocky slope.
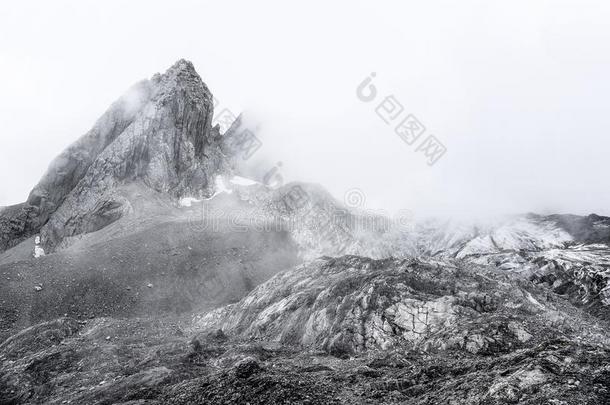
[193,256,608,354]
[2,257,610,404]
[0,185,300,343]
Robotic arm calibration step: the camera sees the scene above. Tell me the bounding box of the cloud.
[1,0,609,219]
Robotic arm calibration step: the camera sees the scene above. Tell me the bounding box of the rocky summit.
[0,59,227,253]
[1,60,610,404]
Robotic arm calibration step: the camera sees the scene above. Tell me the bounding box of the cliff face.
[0,60,229,252]
[193,255,606,356]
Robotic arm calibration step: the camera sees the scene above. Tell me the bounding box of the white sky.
[1,0,609,219]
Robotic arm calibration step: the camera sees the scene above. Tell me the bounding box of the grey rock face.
[194,255,606,356]
[0,60,229,252]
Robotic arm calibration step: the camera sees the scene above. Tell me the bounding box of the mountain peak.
[165,58,197,76]
[151,59,212,106]
[0,60,228,252]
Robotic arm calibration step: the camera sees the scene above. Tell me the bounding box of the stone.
[233,357,261,378]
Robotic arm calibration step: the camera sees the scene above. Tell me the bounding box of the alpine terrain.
[1,60,610,404]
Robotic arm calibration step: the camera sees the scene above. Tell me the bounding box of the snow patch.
[525,292,545,310]
[181,175,239,206]
[179,197,201,207]
[229,176,259,186]
[199,175,234,201]
[33,236,45,258]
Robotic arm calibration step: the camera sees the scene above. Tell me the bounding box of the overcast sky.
[1,1,609,219]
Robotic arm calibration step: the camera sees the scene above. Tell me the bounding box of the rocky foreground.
[1,256,610,404]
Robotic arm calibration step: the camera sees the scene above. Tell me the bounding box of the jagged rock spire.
[0,60,229,252]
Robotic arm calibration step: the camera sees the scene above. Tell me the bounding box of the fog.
[1,0,609,219]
